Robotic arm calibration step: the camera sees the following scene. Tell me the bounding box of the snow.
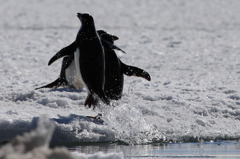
[0,0,240,150]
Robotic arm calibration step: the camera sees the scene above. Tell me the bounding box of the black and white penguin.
[98,30,151,100]
[46,13,110,106]
[74,13,110,106]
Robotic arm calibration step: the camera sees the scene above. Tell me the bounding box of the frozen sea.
[0,0,240,158]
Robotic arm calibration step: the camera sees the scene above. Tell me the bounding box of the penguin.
[75,13,110,106]
[98,30,151,100]
[37,30,151,101]
[46,13,110,106]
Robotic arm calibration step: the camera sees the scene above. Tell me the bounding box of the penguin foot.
[84,94,98,108]
[100,96,110,105]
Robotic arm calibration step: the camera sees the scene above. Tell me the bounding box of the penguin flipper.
[35,78,68,90]
[48,41,77,66]
[62,54,74,70]
[121,62,151,81]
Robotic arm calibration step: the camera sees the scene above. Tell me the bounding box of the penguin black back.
[76,13,110,106]
[98,31,123,100]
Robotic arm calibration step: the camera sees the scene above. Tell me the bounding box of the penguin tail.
[35,78,68,90]
[121,62,151,81]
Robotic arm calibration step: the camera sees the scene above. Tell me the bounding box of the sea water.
[68,141,240,159]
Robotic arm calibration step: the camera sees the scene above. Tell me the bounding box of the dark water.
[68,141,240,159]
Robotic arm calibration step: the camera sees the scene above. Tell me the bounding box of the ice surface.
[0,117,123,159]
[0,0,240,147]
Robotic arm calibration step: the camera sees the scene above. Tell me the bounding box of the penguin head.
[77,13,94,27]
[97,30,119,44]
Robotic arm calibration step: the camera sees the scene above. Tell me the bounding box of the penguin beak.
[77,13,82,21]
[111,35,119,41]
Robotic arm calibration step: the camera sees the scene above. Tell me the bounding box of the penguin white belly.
[73,48,88,90]
[65,49,84,89]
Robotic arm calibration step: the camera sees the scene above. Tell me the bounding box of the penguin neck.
[76,25,98,42]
